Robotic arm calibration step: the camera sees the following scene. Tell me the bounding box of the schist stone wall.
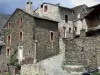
[35,3,74,54]
[63,29,100,73]
[4,8,59,65]
[0,46,8,74]
[34,18,59,62]
[35,4,61,21]
[4,9,35,62]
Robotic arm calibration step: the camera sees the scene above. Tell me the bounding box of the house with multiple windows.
[0,0,100,75]
[3,1,59,74]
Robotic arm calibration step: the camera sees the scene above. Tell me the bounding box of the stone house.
[62,4,100,74]
[35,2,100,75]
[35,3,74,39]
[1,0,100,75]
[3,1,59,74]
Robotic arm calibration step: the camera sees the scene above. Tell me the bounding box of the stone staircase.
[63,65,86,75]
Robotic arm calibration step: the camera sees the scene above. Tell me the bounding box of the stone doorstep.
[63,65,86,73]
[64,65,83,68]
[71,71,83,75]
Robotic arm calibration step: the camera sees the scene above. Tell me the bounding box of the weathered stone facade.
[4,6,59,74]
[63,29,100,74]
[1,1,100,75]
[35,2,100,75]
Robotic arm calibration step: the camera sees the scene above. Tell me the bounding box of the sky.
[0,0,100,15]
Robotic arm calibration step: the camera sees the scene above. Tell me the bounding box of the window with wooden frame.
[50,31,54,41]
[44,6,48,12]
[7,35,11,44]
[8,23,11,29]
[19,18,22,25]
[19,31,23,41]
[6,48,10,57]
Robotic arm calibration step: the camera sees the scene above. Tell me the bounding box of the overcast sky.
[0,0,100,15]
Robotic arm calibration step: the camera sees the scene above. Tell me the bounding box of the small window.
[8,67,10,72]
[8,23,11,29]
[65,15,68,22]
[19,32,23,41]
[41,5,43,8]
[19,18,22,25]
[6,48,10,56]
[69,28,71,33]
[7,35,11,44]
[50,31,54,41]
[44,6,48,12]
[81,47,84,52]
[0,46,2,55]
[75,27,77,31]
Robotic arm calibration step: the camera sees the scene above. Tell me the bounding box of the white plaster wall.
[82,19,88,32]
[74,19,88,35]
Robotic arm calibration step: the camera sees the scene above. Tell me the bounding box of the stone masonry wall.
[63,30,99,73]
[35,18,59,62]
[35,4,61,22]
[4,9,35,64]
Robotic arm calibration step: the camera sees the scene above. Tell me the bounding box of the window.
[81,47,84,52]
[8,23,11,29]
[0,46,2,55]
[50,31,54,41]
[6,48,10,56]
[19,32,23,41]
[7,35,11,44]
[69,28,71,33]
[65,15,68,22]
[41,5,43,8]
[8,67,10,72]
[15,68,19,74]
[19,18,22,25]
[75,27,77,31]
[44,6,48,12]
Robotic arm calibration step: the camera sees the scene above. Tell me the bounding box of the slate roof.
[4,8,58,29]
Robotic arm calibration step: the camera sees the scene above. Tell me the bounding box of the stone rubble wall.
[63,30,100,73]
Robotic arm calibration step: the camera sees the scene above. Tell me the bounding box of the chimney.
[26,0,33,14]
[39,4,43,17]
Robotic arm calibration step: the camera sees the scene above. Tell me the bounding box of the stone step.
[63,65,86,75]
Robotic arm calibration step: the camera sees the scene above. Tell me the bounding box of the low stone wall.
[63,30,100,73]
[21,64,48,75]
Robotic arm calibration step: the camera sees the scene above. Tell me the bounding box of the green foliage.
[10,50,17,65]
[90,72,100,75]
[94,72,100,75]
[6,72,11,75]
[9,49,21,68]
